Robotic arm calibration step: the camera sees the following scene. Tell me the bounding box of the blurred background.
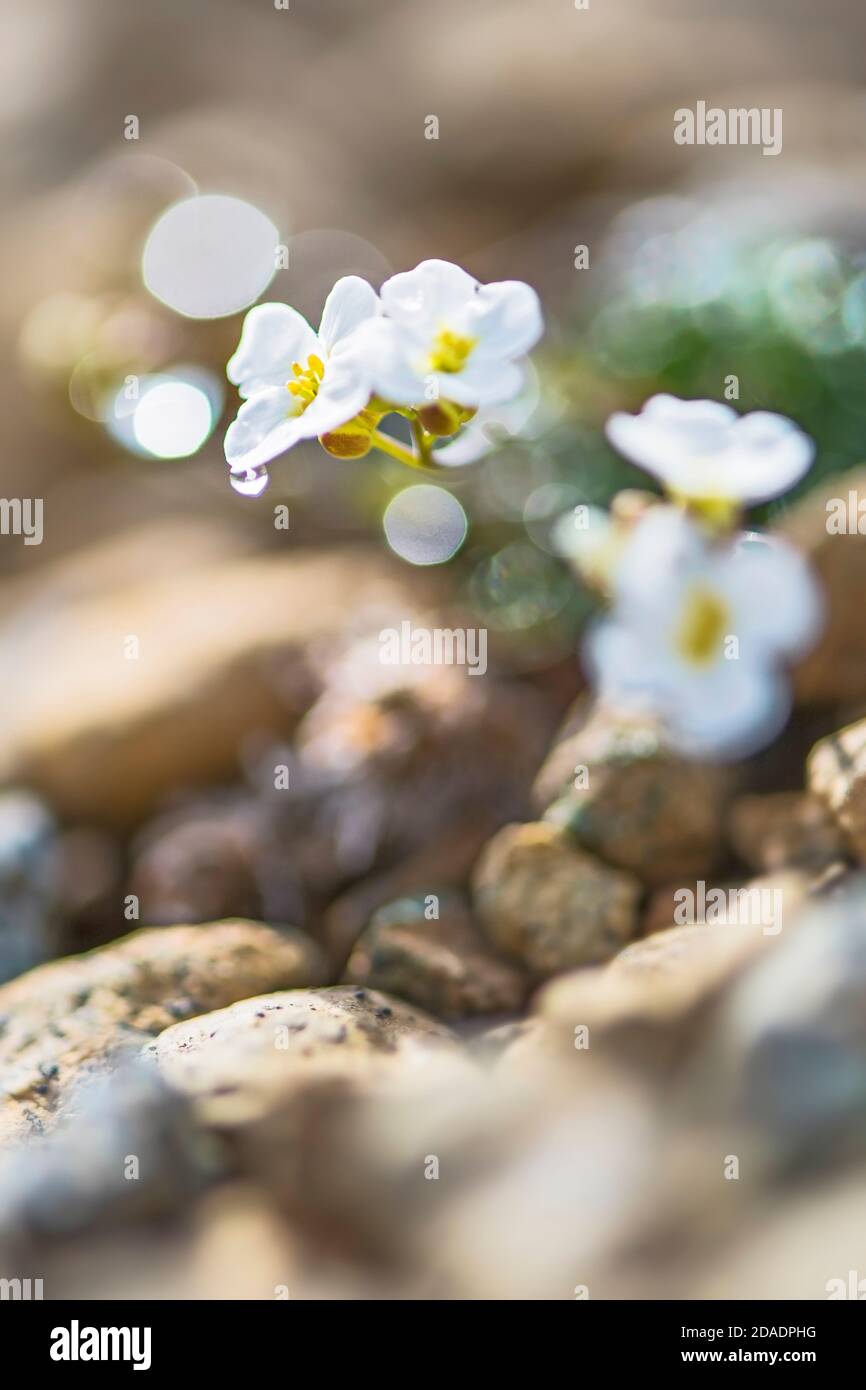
[4,0,866,1301]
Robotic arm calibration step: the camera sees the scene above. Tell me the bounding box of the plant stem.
[371,427,442,473]
[410,417,437,469]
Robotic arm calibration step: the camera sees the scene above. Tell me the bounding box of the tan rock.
[807,717,866,859]
[640,880,721,939]
[470,1017,544,1065]
[472,821,641,978]
[695,1175,866,1301]
[683,892,866,1160]
[728,789,845,873]
[533,699,728,887]
[610,919,776,982]
[614,871,808,942]
[778,467,866,706]
[430,1070,654,1301]
[0,546,438,825]
[0,920,325,1143]
[534,921,776,1077]
[344,893,527,1021]
[145,986,455,1127]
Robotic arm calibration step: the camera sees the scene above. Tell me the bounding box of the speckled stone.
[807,717,866,861]
[472,821,641,978]
[0,920,325,1144]
[145,986,456,1127]
[344,893,527,1020]
[534,699,728,887]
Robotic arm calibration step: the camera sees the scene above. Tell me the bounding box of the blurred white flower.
[224,276,380,478]
[605,394,814,506]
[553,505,625,591]
[361,259,543,410]
[584,508,822,758]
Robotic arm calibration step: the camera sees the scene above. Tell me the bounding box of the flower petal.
[430,356,525,409]
[225,388,293,465]
[227,304,319,398]
[318,276,380,354]
[466,280,544,360]
[360,319,430,406]
[380,259,479,338]
[583,616,668,712]
[611,506,705,615]
[606,395,815,504]
[586,611,791,760]
[715,412,814,504]
[304,339,373,439]
[432,361,540,464]
[224,387,308,471]
[664,662,791,760]
[606,396,737,478]
[721,534,823,661]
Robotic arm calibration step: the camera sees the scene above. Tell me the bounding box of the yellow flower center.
[670,489,740,532]
[429,328,476,374]
[287,354,325,411]
[676,585,729,667]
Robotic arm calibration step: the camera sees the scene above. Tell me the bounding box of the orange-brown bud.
[416,400,476,437]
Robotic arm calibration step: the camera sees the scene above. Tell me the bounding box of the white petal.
[466,280,544,360]
[612,506,706,615]
[583,617,670,714]
[429,356,524,409]
[641,394,738,448]
[664,662,791,760]
[433,360,541,465]
[587,610,792,760]
[318,276,380,354]
[554,507,623,588]
[606,396,735,478]
[227,303,319,398]
[606,395,814,504]
[224,388,295,466]
[713,412,814,504]
[299,347,372,439]
[360,319,429,406]
[721,534,823,661]
[380,259,479,337]
[224,388,308,471]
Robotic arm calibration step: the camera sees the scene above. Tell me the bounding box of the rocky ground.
[0,468,866,1300]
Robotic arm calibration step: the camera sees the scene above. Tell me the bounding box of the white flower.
[584,508,822,758]
[605,394,814,506]
[553,505,624,591]
[359,259,543,410]
[224,276,380,480]
[432,360,543,466]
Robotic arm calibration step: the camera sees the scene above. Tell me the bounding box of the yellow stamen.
[429,328,476,374]
[286,355,326,413]
[676,585,729,667]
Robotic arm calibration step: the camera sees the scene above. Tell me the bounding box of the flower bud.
[416,400,476,437]
[319,406,378,459]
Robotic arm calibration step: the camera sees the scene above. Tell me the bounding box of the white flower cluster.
[224,259,543,494]
[562,395,823,758]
